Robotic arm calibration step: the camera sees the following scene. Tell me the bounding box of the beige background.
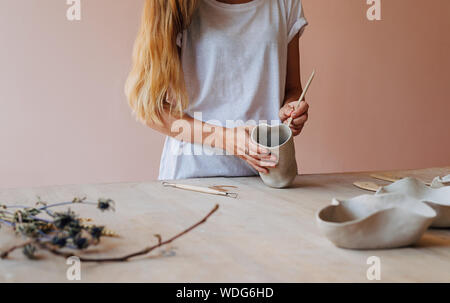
[1,0,449,189]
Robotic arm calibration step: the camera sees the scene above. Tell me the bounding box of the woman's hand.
[225,126,278,174]
[279,100,309,136]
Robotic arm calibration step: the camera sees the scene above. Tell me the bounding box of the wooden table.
[1,167,449,282]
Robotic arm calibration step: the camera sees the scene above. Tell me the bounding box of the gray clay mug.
[250,123,298,188]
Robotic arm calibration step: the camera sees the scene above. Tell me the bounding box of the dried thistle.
[0,197,117,259]
[0,196,219,263]
[22,244,37,260]
[97,198,115,212]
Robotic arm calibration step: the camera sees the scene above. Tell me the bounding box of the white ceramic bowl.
[316,193,436,249]
[376,177,450,228]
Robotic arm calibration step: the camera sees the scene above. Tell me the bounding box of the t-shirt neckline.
[203,0,264,10]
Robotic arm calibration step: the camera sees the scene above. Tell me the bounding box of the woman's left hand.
[279,100,309,136]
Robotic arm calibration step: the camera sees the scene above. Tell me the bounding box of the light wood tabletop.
[0,167,449,282]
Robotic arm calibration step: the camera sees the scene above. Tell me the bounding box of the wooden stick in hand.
[286,70,315,127]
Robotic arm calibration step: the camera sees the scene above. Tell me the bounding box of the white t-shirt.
[159,0,307,180]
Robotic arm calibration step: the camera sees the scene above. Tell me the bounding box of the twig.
[37,201,96,211]
[285,69,315,127]
[1,240,35,259]
[39,204,219,263]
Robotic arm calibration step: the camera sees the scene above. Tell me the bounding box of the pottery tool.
[356,173,434,192]
[162,182,238,198]
[285,70,316,127]
[370,173,432,186]
[353,181,381,192]
[354,174,448,192]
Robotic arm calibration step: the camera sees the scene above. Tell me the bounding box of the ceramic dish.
[376,177,450,228]
[316,193,436,249]
[431,174,450,188]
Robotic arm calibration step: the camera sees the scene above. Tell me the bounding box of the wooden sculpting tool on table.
[353,173,443,192]
[162,182,238,198]
[353,181,382,192]
[370,173,432,186]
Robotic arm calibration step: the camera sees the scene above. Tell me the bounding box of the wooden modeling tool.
[370,173,432,186]
[286,70,316,127]
[162,182,238,198]
[353,181,381,192]
[354,173,434,192]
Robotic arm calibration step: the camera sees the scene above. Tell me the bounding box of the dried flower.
[51,236,67,248]
[89,226,104,240]
[53,210,77,229]
[0,197,118,259]
[35,201,47,207]
[72,197,87,203]
[15,223,40,238]
[74,237,89,250]
[23,244,37,260]
[25,208,41,216]
[1,196,219,263]
[97,198,115,212]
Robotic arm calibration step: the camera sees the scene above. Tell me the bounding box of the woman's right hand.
[225,126,278,174]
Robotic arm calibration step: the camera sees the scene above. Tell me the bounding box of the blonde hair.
[125,0,198,124]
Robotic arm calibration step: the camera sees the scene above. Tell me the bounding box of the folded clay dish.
[376,177,450,228]
[250,123,297,189]
[431,174,450,188]
[316,193,436,250]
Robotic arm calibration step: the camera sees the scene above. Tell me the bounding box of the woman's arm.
[279,32,309,136]
[147,108,278,174]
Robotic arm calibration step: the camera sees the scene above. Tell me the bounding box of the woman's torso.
[159,0,301,180]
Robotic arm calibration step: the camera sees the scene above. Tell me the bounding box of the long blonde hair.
[125,0,198,124]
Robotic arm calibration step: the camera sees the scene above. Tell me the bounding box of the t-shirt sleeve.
[285,0,308,43]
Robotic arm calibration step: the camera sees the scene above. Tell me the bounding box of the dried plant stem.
[38,204,219,263]
[1,240,35,259]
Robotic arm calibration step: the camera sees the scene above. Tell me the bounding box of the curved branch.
[1,240,35,259]
[40,204,219,263]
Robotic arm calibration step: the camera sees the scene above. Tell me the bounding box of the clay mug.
[250,123,298,188]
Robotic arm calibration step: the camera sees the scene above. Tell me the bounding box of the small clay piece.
[316,193,436,249]
[250,123,297,188]
[376,177,450,228]
[431,174,450,188]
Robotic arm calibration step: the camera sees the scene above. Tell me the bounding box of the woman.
[125,0,309,180]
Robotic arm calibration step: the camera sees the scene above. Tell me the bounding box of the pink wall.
[1,0,449,189]
[298,0,450,174]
